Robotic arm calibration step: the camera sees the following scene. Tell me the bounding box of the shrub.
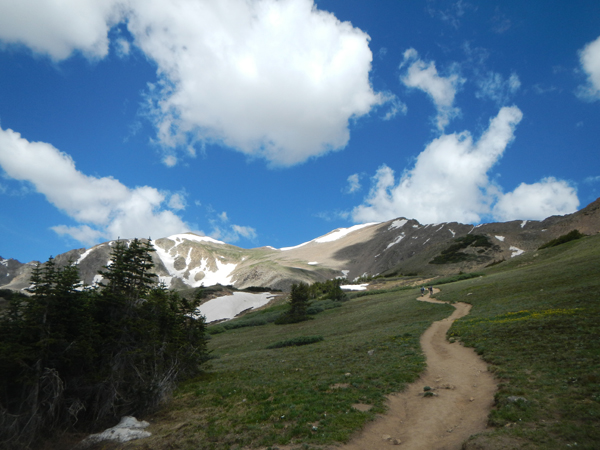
[538,229,585,250]
[275,283,312,324]
[266,336,324,349]
[430,234,496,264]
[0,240,209,449]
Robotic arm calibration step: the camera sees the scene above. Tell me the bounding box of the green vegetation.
[119,231,600,450]
[266,336,324,349]
[275,282,313,324]
[125,280,452,449]
[538,229,585,249]
[347,284,414,299]
[0,239,208,449]
[437,234,600,449]
[428,272,484,285]
[208,280,348,334]
[12,229,599,449]
[430,234,497,264]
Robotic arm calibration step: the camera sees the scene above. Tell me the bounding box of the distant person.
[421,286,425,295]
[429,286,433,296]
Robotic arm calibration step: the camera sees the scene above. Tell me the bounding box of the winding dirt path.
[337,290,496,449]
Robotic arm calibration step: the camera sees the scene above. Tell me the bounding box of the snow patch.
[80,416,150,446]
[436,225,444,232]
[510,246,525,257]
[165,233,226,246]
[495,235,505,242]
[307,261,319,265]
[280,223,378,250]
[192,259,236,287]
[520,220,528,228]
[389,219,408,230]
[341,284,368,291]
[385,233,404,250]
[314,223,379,243]
[423,238,430,245]
[75,248,94,265]
[412,224,419,228]
[92,274,104,287]
[449,229,456,237]
[154,242,237,288]
[197,292,275,322]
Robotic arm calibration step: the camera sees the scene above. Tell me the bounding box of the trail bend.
[336,289,496,450]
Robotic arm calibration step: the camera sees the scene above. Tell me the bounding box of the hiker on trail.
[421,286,425,295]
[429,286,433,296]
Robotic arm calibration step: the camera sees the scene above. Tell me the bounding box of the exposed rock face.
[2,198,599,292]
[0,257,39,291]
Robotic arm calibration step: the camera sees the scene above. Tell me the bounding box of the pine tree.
[276,282,312,324]
[0,240,209,448]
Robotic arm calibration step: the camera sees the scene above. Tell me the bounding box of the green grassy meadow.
[441,233,600,449]
[121,233,599,450]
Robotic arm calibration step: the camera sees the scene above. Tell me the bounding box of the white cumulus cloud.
[0,0,123,60]
[0,126,190,245]
[0,0,387,167]
[352,106,579,224]
[400,48,464,130]
[577,35,600,101]
[129,0,387,166]
[492,178,579,221]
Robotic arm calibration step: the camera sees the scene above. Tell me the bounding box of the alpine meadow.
[1,1,600,449]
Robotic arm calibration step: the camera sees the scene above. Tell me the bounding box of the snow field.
[197,292,276,322]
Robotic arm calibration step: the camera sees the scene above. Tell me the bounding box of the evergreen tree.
[0,239,209,449]
[0,259,90,449]
[276,282,312,324]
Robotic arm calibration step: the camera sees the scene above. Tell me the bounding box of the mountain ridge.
[2,197,599,292]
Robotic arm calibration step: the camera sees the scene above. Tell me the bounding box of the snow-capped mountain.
[2,198,599,292]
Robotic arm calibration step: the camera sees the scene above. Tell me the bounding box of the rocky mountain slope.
[2,198,599,292]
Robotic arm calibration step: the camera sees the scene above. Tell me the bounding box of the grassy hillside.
[121,287,452,449]
[439,233,600,449]
[84,233,599,450]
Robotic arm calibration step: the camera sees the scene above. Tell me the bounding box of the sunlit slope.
[437,233,600,449]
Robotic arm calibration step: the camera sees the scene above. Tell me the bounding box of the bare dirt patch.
[336,290,497,450]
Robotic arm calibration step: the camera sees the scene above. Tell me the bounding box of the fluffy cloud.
[0,0,387,167]
[0,127,189,245]
[352,106,579,224]
[492,178,579,221]
[577,35,600,101]
[0,0,123,60]
[130,0,387,166]
[400,48,464,130]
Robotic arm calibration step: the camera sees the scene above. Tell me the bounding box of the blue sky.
[1,0,599,263]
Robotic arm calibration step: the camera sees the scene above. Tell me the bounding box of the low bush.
[266,336,324,349]
[307,299,343,315]
[430,234,496,264]
[430,272,484,285]
[538,229,585,250]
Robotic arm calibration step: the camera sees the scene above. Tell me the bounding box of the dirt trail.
[337,290,496,450]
